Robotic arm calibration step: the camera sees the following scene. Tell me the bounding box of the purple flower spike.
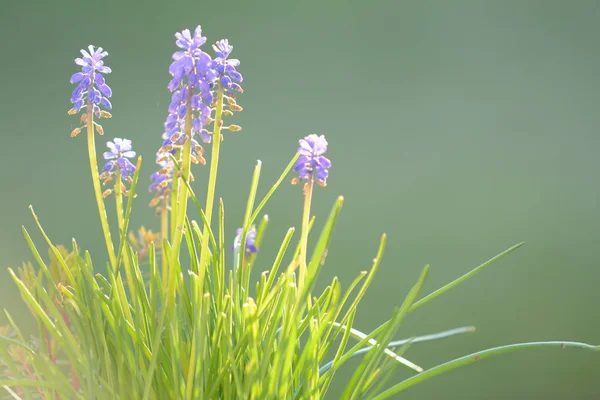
[212,39,243,95]
[101,138,137,178]
[293,134,331,186]
[231,226,258,255]
[69,45,113,116]
[159,26,217,159]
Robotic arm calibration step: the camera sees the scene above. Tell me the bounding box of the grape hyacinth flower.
[69,45,113,119]
[231,226,258,255]
[212,39,243,96]
[160,26,216,155]
[292,134,331,186]
[210,39,244,138]
[100,138,136,196]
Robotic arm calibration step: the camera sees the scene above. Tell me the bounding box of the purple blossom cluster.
[160,26,216,155]
[101,138,136,178]
[293,134,331,186]
[150,26,245,209]
[212,39,244,97]
[69,45,113,116]
[99,138,137,197]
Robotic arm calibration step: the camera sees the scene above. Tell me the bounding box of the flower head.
[212,39,243,96]
[160,26,216,156]
[101,138,137,178]
[231,226,258,255]
[69,45,113,115]
[293,134,331,186]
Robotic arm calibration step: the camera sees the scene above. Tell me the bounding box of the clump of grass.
[1,26,597,400]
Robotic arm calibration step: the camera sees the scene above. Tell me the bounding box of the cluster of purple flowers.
[293,134,331,186]
[65,28,334,264]
[150,26,245,208]
[69,45,113,116]
[212,39,244,97]
[99,138,137,196]
[160,26,215,156]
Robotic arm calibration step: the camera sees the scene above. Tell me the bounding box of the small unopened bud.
[100,111,112,119]
[227,125,242,132]
[303,182,310,195]
[149,197,160,207]
[70,127,81,137]
[102,189,112,198]
[95,123,104,135]
[103,176,114,185]
[67,108,77,115]
[226,96,237,105]
[222,110,234,117]
[80,114,88,124]
[229,104,243,112]
[192,155,206,165]
[291,177,300,185]
[217,119,223,127]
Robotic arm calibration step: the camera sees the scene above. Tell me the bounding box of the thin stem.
[298,179,314,291]
[198,86,225,282]
[115,168,136,303]
[170,87,194,266]
[160,200,169,283]
[86,102,117,268]
[170,173,179,241]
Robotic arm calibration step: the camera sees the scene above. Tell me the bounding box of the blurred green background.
[1,0,599,398]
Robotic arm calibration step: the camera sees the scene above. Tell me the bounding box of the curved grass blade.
[249,153,300,225]
[411,242,525,311]
[372,340,599,399]
[319,326,476,375]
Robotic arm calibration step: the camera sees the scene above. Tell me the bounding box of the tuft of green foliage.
[1,27,597,400]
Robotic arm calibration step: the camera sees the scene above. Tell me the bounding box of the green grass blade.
[319,326,476,375]
[249,153,299,225]
[372,341,599,400]
[411,242,525,311]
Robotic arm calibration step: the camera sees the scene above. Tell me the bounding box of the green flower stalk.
[292,134,331,290]
[100,138,137,300]
[68,45,117,268]
[156,26,215,278]
[198,38,244,287]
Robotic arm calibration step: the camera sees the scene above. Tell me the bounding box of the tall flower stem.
[160,200,169,282]
[197,86,225,284]
[169,87,194,267]
[169,167,179,240]
[86,103,117,268]
[115,168,136,303]
[299,179,314,291]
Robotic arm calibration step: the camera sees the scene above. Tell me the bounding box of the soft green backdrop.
[1,0,599,398]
